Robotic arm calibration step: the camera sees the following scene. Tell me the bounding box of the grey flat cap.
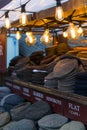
[38,114,68,129]
[59,121,86,130]
[53,59,78,79]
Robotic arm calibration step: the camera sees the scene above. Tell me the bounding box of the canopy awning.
[0,0,87,32]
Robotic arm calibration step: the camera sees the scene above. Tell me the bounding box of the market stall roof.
[0,0,87,31]
[0,0,67,27]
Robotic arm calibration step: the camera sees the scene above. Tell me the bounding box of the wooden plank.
[35,0,87,19]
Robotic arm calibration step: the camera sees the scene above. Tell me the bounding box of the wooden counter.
[5,77,87,125]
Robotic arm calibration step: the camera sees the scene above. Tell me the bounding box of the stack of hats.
[56,43,70,56]
[31,69,48,85]
[16,66,33,82]
[9,56,23,66]
[29,51,44,65]
[44,72,58,89]
[77,51,87,58]
[45,45,58,56]
[14,57,30,70]
[38,114,68,130]
[66,50,79,56]
[44,78,58,89]
[45,59,78,92]
[74,72,87,96]
[80,58,87,71]
[44,54,84,92]
[53,58,79,92]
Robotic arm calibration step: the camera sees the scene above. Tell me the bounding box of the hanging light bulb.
[78,25,83,35]
[25,31,37,46]
[78,27,83,35]
[55,0,64,21]
[77,23,83,35]
[20,4,28,26]
[40,29,53,45]
[67,22,80,40]
[63,29,68,38]
[16,28,21,40]
[63,31,68,38]
[4,12,11,29]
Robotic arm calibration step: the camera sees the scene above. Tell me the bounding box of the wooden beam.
[0,0,11,9]
[36,0,87,19]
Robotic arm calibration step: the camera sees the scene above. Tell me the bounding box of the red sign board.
[32,90,45,102]
[44,94,63,114]
[5,81,13,88]
[0,34,6,71]
[21,86,33,101]
[63,100,87,125]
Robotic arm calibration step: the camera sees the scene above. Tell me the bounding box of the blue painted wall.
[6,34,19,67]
[19,34,52,56]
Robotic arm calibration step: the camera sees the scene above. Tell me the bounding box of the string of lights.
[0,0,85,45]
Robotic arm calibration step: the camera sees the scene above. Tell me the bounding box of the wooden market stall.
[1,0,87,127]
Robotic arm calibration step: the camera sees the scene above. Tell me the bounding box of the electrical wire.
[0,0,32,19]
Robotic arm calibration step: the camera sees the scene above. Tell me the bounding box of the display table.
[5,77,87,125]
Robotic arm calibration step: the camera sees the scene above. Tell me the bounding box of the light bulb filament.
[5,18,11,29]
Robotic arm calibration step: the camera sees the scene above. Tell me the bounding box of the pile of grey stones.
[0,86,86,130]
